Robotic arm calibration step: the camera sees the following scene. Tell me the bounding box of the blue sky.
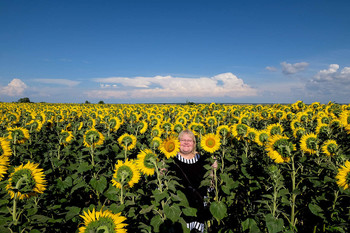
[1,0,350,104]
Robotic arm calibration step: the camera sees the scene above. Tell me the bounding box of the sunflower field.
[0,101,349,233]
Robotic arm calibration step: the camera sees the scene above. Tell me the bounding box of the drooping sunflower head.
[83,128,105,148]
[292,127,306,139]
[316,123,330,135]
[246,127,258,142]
[112,159,140,189]
[255,130,269,146]
[78,208,128,233]
[137,121,148,134]
[6,161,47,200]
[150,137,162,150]
[0,137,12,158]
[266,135,295,163]
[206,116,217,127]
[109,117,122,132]
[117,133,137,151]
[151,126,162,138]
[173,123,184,134]
[159,136,180,159]
[136,149,157,176]
[60,129,74,146]
[290,119,302,131]
[321,140,338,157]
[266,123,284,136]
[0,155,9,181]
[201,133,221,154]
[300,133,318,155]
[7,127,30,144]
[216,125,230,138]
[231,123,248,140]
[335,160,350,190]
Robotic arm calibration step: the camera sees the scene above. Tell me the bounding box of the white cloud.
[281,61,309,75]
[306,64,350,102]
[265,66,277,72]
[89,72,258,100]
[33,79,80,87]
[0,79,27,96]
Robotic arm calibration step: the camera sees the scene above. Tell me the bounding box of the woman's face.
[179,133,194,154]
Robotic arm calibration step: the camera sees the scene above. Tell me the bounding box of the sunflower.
[111,159,140,189]
[266,135,295,163]
[292,127,306,139]
[60,129,74,146]
[83,128,105,148]
[206,116,217,127]
[290,119,302,131]
[316,123,330,135]
[201,133,221,154]
[118,134,137,151]
[0,155,9,181]
[255,130,269,146]
[136,149,157,176]
[246,127,259,142]
[335,160,350,190]
[173,122,184,134]
[0,137,12,157]
[150,137,162,150]
[216,125,230,138]
[6,161,46,200]
[231,123,248,140]
[109,117,122,132]
[138,121,148,134]
[266,123,284,136]
[321,140,338,157]
[7,127,30,144]
[78,208,128,233]
[151,126,162,138]
[300,133,318,155]
[159,136,180,159]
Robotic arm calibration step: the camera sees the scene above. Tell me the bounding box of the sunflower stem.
[12,176,26,226]
[290,155,297,230]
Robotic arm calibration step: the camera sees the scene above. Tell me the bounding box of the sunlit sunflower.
[26,120,43,132]
[292,127,306,139]
[266,123,284,136]
[0,137,12,157]
[78,208,128,233]
[109,117,122,132]
[173,122,184,134]
[159,136,180,159]
[255,130,269,146]
[321,140,338,157]
[206,116,217,127]
[6,161,46,200]
[7,127,30,144]
[201,133,221,153]
[231,123,248,140]
[59,129,74,146]
[290,119,303,131]
[316,123,330,135]
[150,137,162,150]
[0,155,9,181]
[111,159,140,189]
[216,125,230,138]
[136,149,157,176]
[118,133,137,151]
[300,133,318,155]
[138,121,148,134]
[335,160,350,190]
[151,126,162,138]
[265,135,295,163]
[246,127,259,142]
[83,128,105,148]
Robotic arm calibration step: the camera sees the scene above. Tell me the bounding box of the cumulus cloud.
[0,79,27,96]
[33,79,80,87]
[265,66,277,72]
[281,61,309,75]
[89,73,257,100]
[306,64,350,102]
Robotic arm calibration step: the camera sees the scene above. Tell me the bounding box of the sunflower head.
[6,161,46,200]
[335,161,350,190]
[7,127,30,144]
[321,140,338,157]
[117,133,137,151]
[78,208,127,233]
[112,159,140,189]
[266,135,295,163]
[0,155,9,181]
[201,133,221,154]
[232,123,248,139]
[255,130,269,146]
[83,128,104,148]
[293,127,306,139]
[150,137,162,149]
[300,133,318,155]
[159,136,180,159]
[136,149,157,176]
[216,125,230,138]
[0,137,12,157]
[266,123,284,136]
[60,129,74,146]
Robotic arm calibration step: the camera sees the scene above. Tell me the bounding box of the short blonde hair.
[178,129,197,154]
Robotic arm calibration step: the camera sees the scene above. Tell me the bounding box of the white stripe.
[176,153,200,164]
[187,221,204,232]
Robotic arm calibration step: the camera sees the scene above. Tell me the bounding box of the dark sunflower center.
[165,141,175,152]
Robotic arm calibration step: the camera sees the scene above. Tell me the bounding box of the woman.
[170,129,212,232]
